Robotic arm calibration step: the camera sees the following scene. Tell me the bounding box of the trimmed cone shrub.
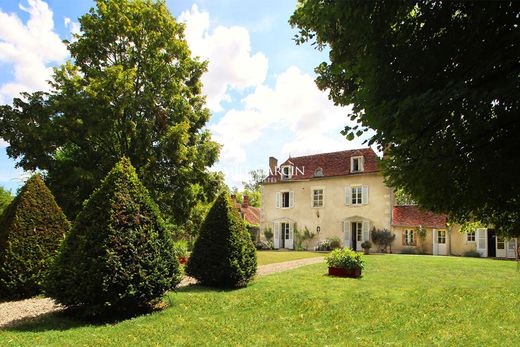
[186,193,257,288]
[0,175,70,299]
[44,158,180,317]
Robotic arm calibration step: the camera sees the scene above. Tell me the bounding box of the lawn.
[1,255,519,346]
[256,250,324,265]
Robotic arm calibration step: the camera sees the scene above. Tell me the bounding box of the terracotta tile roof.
[233,202,260,225]
[264,148,380,183]
[392,206,447,228]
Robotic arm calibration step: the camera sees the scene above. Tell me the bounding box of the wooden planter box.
[328,267,362,278]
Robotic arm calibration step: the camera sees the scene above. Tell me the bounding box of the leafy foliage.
[290,1,520,237]
[0,186,13,216]
[463,250,481,258]
[263,227,274,243]
[316,237,342,251]
[241,169,266,193]
[361,241,372,250]
[186,193,257,288]
[0,175,69,299]
[44,158,180,317]
[325,248,365,270]
[0,0,221,224]
[371,228,396,253]
[293,226,316,251]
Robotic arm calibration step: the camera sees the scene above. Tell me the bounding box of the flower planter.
[328,267,361,278]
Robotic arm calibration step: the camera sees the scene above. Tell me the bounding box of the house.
[260,148,518,258]
[231,194,261,242]
[260,148,393,250]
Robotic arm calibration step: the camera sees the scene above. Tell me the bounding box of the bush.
[186,193,257,288]
[173,240,189,259]
[316,237,342,251]
[294,226,316,250]
[400,247,417,254]
[463,250,481,258]
[264,227,274,243]
[328,236,342,250]
[371,228,396,253]
[44,158,180,318]
[325,248,365,270]
[0,175,70,299]
[255,240,273,250]
[361,241,372,250]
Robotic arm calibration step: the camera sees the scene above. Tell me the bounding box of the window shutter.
[289,191,294,208]
[360,157,365,171]
[273,222,280,249]
[289,222,294,239]
[402,231,406,246]
[362,221,370,242]
[345,186,351,205]
[362,184,369,205]
[276,192,281,208]
[343,220,351,248]
[413,231,417,246]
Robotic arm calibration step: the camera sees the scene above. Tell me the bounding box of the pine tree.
[186,193,257,288]
[0,175,70,299]
[44,157,180,317]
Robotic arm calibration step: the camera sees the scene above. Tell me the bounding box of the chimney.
[242,195,249,208]
[269,156,278,176]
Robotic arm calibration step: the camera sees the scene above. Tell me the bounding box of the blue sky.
[0,0,369,193]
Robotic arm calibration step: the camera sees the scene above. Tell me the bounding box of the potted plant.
[361,241,372,255]
[325,248,366,278]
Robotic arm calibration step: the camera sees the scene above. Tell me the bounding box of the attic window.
[350,156,364,173]
[281,165,292,180]
[314,167,323,177]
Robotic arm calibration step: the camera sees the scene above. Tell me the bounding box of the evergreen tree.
[0,175,69,299]
[186,193,257,288]
[45,158,180,317]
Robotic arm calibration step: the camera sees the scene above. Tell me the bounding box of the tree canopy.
[0,0,221,224]
[291,1,520,237]
[0,186,12,216]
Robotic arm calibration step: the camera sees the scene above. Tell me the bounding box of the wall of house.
[260,172,392,249]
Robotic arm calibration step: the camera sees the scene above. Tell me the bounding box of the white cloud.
[0,0,68,104]
[64,16,81,37]
[179,5,268,112]
[212,66,358,165]
[0,139,8,148]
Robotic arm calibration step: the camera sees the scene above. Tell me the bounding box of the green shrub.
[328,236,342,250]
[0,175,70,299]
[186,193,257,288]
[463,250,481,258]
[361,241,372,250]
[400,247,417,254]
[294,226,316,250]
[173,240,189,259]
[264,227,273,243]
[44,158,180,318]
[325,248,365,270]
[0,186,13,216]
[371,228,396,253]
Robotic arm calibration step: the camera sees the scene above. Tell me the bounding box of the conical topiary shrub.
[44,157,180,317]
[0,175,70,299]
[186,192,257,288]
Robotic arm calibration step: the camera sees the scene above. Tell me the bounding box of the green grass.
[256,250,324,265]
[1,255,519,346]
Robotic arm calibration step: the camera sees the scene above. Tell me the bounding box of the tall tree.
[290,1,520,237]
[0,0,221,223]
[242,169,266,193]
[0,186,13,216]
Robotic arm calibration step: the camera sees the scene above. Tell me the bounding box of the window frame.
[350,156,364,173]
[466,231,476,242]
[437,230,446,244]
[403,229,415,246]
[281,191,290,208]
[312,187,324,208]
[351,185,363,205]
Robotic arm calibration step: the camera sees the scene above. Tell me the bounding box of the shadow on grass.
[172,283,250,294]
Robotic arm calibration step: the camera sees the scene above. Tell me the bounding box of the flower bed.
[325,248,365,278]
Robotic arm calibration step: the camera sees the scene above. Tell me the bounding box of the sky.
[0,0,370,193]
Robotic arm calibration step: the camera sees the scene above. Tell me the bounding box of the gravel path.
[0,256,324,328]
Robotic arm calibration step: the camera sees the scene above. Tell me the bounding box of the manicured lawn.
[1,255,519,346]
[256,250,324,265]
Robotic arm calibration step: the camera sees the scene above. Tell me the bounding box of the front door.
[281,222,293,249]
[487,229,496,257]
[433,229,448,255]
[506,239,517,259]
[496,236,506,258]
[351,221,362,251]
[476,228,487,257]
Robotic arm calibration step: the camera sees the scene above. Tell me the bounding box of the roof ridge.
[283,147,372,161]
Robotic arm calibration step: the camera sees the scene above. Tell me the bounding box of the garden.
[1,255,518,346]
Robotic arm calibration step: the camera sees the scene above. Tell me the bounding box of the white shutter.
[276,192,281,208]
[345,186,352,205]
[362,220,370,242]
[287,222,294,249]
[289,191,294,208]
[432,229,438,255]
[476,228,487,257]
[360,157,365,171]
[273,222,280,249]
[343,220,351,248]
[362,184,369,205]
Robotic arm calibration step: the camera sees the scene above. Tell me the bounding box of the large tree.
[290,1,520,237]
[0,0,221,223]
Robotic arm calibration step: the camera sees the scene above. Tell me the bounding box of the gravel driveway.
[0,256,324,328]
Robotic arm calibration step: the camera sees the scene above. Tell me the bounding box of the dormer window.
[314,167,323,177]
[350,156,364,173]
[280,165,292,180]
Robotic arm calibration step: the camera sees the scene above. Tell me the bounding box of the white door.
[432,229,438,255]
[343,221,351,249]
[496,236,506,258]
[433,230,447,256]
[476,228,488,257]
[506,239,517,259]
